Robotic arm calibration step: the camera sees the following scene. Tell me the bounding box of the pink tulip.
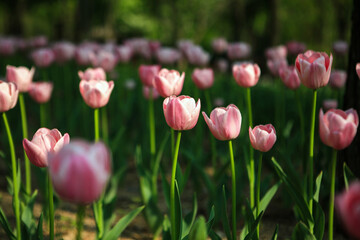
[0,38,17,56]
[156,48,181,65]
[154,69,185,97]
[48,140,111,204]
[286,41,306,55]
[357,63,360,80]
[213,97,225,107]
[233,63,261,88]
[52,41,76,63]
[332,40,348,56]
[322,99,338,112]
[227,42,251,60]
[28,82,54,103]
[23,128,69,168]
[75,47,95,66]
[329,70,347,89]
[143,86,160,100]
[212,38,228,54]
[0,81,19,112]
[202,104,241,141]
[184,45,210,67]
[163,95,201,131]
[319,108,359,150]
[6,65,35,92]
[267,58,288,76]
[79,79,114,109]
[125,38,152,59]
[249,124,277,152]
[279,65,301,90]
[31,48,55,67]
[29,36,48,48]
[116,45,133,63]
[78,68,106,81]
[295,50,333,89]
[335,181,360,239]
[265,45,287,60]
[138,65,161,87]
[90,50,117,72]
[191,68,214,89]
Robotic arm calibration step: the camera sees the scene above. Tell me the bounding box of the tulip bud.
[0,81,19,112]
[79,79,114,109]
[191,68,214,89]
[28,82,54,103]
[138,65,161,87]
[279,65,301,90]
[233,63,261,88]
[154,68,185,97]
[329,70,347,89]
[249,124,277,152]
[6,65,35,92]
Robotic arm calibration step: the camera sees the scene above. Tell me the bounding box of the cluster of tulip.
[0,34,360,240]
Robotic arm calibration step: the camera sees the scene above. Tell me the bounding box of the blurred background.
[0,0,352,52]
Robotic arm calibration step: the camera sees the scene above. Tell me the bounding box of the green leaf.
[206,206,216,232]
[271,225,278,240]
[35,213,43,240]
[182,194,198,238]
[313,172,323,202]
[256,181,281,215]
[291,222,316,240]
[21,190,38,231]
[244,211,264,240]
[313,201,325,240]
[174,181,182,240]
[271,157,313,224]
[102,205,145,240]
[343,162,355,190]
[0,207,16,239]
[162,215,171,240]
[161,170,170,209]
[221,186,232,240]
[189,216,208,240]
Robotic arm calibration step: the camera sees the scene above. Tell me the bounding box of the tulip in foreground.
[163,95,201,131]
[192,68,214,89]
[249,124,277,152]
[48,140,111,204]
[202,104,241,141]
[232,63,261,88]
[6,65,35,92]
[138,65,161,87]
[319,108,358,150]
[295,50,333,89]
[0,81,19,112]
[154,68,185,97]
[28,82,54,104]
[336,181,360,239]
[79,79,114,109]
[23,128,70,168]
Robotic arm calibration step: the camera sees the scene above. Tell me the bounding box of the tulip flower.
[279,65,301,90]
[138,65,161,87]
[322,99,338,111]
[90,50,117,72]
[0,81,19,112]
[332,40,348,56]
[31,48,55,67]
[0,37,17,56]
[154,69,185,98]
[249,124,276,238]
[203,104,241,239]
[336,181,360,239]
[265,45,287,60]
[295,50,333,89]
[6,65,35,92]
[286,41,306,55]
[78,67,106,81]
[267,58,288,77]
[329,70,347,89]
[116,45,133,63]
[184,45,210,67]
[202,104,241,141]
[79,79,114,109]
[212,38,228,54]
[28,82,54,104]
[156,47,181,65]
[23,128,70,168]
[163,95,200,131]
[143,86,159,100]
[319,108,358,240]
[227,42,251,60]
[75,47,95,66]
[319,108,358,150]
[29,35,48,48]
[232,63,261,88]
[215,59,228,73]
[48,140,111,204]
[52,41,76,63]
[356,63,360,80]
[249,124,277,152]
[192,68,214,89]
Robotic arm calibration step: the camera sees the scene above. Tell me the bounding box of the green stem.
[20,93,31,195]
[149,89,156,158]
[171,128,175,158]
[308,89,317,222]
[256,153,263,239]
[101,107,109,144]
[94,108,99,142]
[328,149,337,240]
[228,140,237,240]
[205,90,217,170]
[40,103,46,127]
[170,131,182,240]
[246,88,255,208]
[76,205,86,240]
[48,172,54,240]
[3,113,21,240]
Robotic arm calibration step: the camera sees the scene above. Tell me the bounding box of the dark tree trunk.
[231,0,245,41]
[340,0,360,178]
[269,0,279,45]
